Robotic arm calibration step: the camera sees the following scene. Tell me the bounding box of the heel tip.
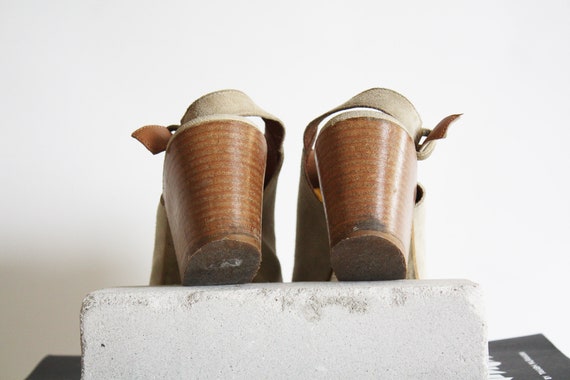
[330,233,407,281]
[182,238,261,286]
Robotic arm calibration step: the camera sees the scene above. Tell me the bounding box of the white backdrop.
[1,0,569,378]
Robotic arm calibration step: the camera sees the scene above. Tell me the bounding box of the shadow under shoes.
[133,90,285,286]
[293,88,460,282]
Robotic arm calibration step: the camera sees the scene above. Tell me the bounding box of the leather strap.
[416,114,462,160]
[131,125,175,155]
[132,89,285,158]
[303,88,460,160]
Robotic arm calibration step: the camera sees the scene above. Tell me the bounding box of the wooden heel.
[163,120,267,285]
[315,116,417,281]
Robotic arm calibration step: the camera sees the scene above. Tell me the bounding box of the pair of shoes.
[132,88,459,285]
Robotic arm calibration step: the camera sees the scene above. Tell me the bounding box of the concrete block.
[80,280,487,379]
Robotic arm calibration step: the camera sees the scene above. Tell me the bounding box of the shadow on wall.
[0,253,139,379]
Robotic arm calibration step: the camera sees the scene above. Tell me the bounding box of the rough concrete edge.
[79,290,110,380]
[471,281,489,379]
[80,278,480,293]
[79,293,92,380]
[452,280,489,379]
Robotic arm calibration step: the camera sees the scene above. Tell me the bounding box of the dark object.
[26,355,80,380]
[488,334,570,379]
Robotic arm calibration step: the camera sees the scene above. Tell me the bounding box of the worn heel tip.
[182,239,261,286]
[330,233,407,281]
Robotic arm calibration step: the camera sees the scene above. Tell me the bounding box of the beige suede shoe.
[293,88,460,282]
[132,90,285,285]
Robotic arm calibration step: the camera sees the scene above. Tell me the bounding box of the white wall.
[1,0,569,378]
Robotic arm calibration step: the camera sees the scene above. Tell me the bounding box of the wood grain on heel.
[315,117,417,281]
[163,120,267,285]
